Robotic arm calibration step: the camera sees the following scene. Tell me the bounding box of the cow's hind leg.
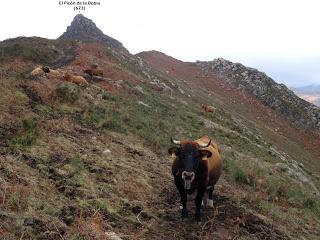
[207,186,214,208]
[195,187,206,223]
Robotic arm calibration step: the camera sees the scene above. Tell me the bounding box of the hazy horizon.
[1,0,320,88]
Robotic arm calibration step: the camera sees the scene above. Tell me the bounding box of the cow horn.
[198,139,211,148]
[171,137,181,145]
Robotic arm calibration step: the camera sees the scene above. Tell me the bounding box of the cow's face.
[42,66,50,73]
[169,143,211,189]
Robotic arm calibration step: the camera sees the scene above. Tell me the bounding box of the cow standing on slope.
[168,135,222,223]
[202,104,216,113]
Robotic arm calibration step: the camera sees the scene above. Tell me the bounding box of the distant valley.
[292,85,320,106]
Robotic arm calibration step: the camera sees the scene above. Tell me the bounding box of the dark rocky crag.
[59,14,128,53]
[196,58,320,134]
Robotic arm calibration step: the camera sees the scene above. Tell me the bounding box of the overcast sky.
[1,0,320,87]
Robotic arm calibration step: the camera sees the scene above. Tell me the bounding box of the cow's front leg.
[207,186,214,208]
[176,180,188,219]
[195,187,206,223]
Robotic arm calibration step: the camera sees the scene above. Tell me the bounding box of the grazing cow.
[84,68,104,77]
[30,66,59,78]
[168,135,222,223]
[47,69,61,78]
[63,73,88,86]
[41,66,62,79]
[202,104,215,113]
[30,67,45,77]
[42,66,50,74]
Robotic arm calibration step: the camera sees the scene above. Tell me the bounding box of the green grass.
[14,90,28,102]
[233,169,248,184]
[287,189,320,218]
[9,118,39,151]
[34,104,55,117]
[222,150,236,173]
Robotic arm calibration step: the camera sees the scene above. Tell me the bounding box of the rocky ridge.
[196,58,320,133]
[59,14,128,53]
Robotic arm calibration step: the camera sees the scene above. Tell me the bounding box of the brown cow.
[168,135,222,223]
[63,73,88,86]
[84,68,104,77]
[47,69,61,78]
[30,67,45,77]
[202,104,216,113]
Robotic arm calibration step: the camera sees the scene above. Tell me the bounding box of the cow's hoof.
[195,213,201,223]
[181,209,188,219]
[207,199,214,208]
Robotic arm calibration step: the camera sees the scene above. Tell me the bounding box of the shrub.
[56,84,80,103]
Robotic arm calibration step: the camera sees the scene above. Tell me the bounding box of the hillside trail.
[110,135,290,240]
[142,184,289,240]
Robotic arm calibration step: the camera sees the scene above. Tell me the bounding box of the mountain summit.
[58,14,127,52]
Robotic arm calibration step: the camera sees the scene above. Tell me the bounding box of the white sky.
[1,0,320,87]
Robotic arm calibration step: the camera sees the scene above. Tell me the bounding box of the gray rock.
[137,101,150,108]
[59,14,128,53]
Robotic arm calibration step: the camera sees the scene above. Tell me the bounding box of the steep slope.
[138,51,320,135]
[59,14,128,53]
[0,17,320,240]
[197,58,320,133]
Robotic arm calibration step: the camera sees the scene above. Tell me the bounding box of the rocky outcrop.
[196,58,320,134]
[59,14,128,53]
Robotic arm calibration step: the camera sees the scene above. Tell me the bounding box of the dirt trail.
[141,185,289,240]
[113,140,290,240]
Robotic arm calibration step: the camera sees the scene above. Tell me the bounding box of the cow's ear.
[168,147,180,159]
[199,150,212,159]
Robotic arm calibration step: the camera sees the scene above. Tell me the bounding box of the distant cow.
[42,66,50,74]
[30,67,45,77]
[42,66,62,79]
[168,135,222,223]
[84,68,104,77]
[63,73,88,86]
[30,66,60,78]
[202,104,215,113]
[47,69,61,78]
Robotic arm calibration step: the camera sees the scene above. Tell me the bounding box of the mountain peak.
[58,14,128,52]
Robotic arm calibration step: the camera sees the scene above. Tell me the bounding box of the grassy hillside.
[0,38,319,240]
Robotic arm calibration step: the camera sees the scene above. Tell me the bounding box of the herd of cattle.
[30,65,104,86]
[30,65,216,113]
[30,64,220,223]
